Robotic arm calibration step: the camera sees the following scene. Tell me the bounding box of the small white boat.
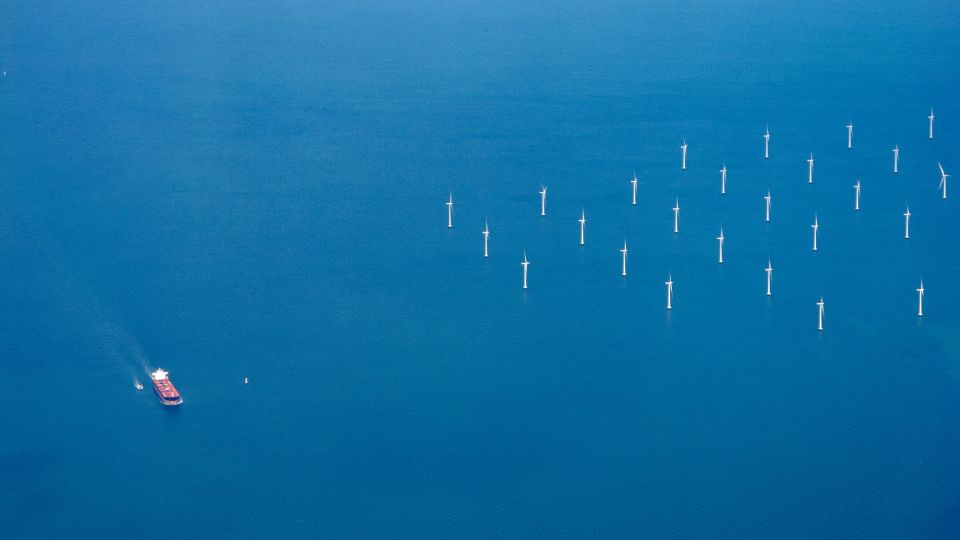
[134,380,144,391]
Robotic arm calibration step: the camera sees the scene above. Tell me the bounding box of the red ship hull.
[152,377,183,406]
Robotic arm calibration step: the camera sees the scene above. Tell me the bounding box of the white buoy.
[807,153,814,184]
[578,209,586,246]
[764,126,770,159]
[446,193,453,228]
[681,139,687,171]
[893,145,899,173]
[720,165,727,194]
[904,205,911,239]
[482,220,490,257]
[673,198,680,234]
[539,185,547,216]
[929,109,935,140]
[854,180,861,211]
[765,259,772,296]
[817,297,825,331]
[665,274,674,310]
[716,226,725,264]
[620,240,628,276]
[846,122,853,149]
[631,172,638,205]
[521,251,529,289]
[811,214,819,251]
[764,191,771,222]
[917,279,925,317]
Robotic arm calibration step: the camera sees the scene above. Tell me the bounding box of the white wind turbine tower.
[765,259,773,296]
[807,153,815,183]
[521,252,529,289]
[539,185,547,216]
[817,297,825,331]
[631,172,638,205]
[681,139,688,170]
[811,214,819,251]
[620,240,628,276]
[720,165,727,194]
[673,198,680,233]
[665,274,674,310]
[917,279,925,317]
[446,193,453,228]
[854,180,861,211]
[893,145,899,173]
[579,209,586,246]
[765,191,771,222]
[482,220,490,257]
[717,227,725,264]
[938,163,949,199]
[764,126,770,159]
[904,205,911,239]
[846,122,853,149]
[929,109,935,140]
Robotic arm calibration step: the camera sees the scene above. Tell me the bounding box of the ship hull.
[153,385,183,406]
[156,395,183,406]
[151,376,183,406]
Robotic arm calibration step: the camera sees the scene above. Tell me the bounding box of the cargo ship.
[150,368,183,406]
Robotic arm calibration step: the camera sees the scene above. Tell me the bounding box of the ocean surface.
[2,1,959,538]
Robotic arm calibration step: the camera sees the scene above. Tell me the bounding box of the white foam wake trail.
[25,222,156,384]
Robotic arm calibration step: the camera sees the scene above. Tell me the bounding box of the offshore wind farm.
[453,103,944,329]
[2,1,959,539]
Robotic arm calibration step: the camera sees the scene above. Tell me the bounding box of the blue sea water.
[2,1,960,537]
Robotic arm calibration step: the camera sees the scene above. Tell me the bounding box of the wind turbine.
[765,259,772,296]
[764,191,771,222]
[893,145,899,173]
[673,198,680,233]
[446,193,453,228]
[764,126,770,159]
[620,240,628,276]
[812,214,819,251]
[929,109,935,140]
[817,297,825,331]
[846,121,853,149]
[521,252,529,289]
[681,139,688,170]
[720,165,727,194]
[938,162,949,199]
[904,205,911,239]
[539,185,548,216]
[482,220,490,257]
[807,153,814,184]
[917,279,925,317]
[578,209,586,246]
[631,172,638,205]
[665,274,674,310]
[717,226,725,264]
[854,180,861,211]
